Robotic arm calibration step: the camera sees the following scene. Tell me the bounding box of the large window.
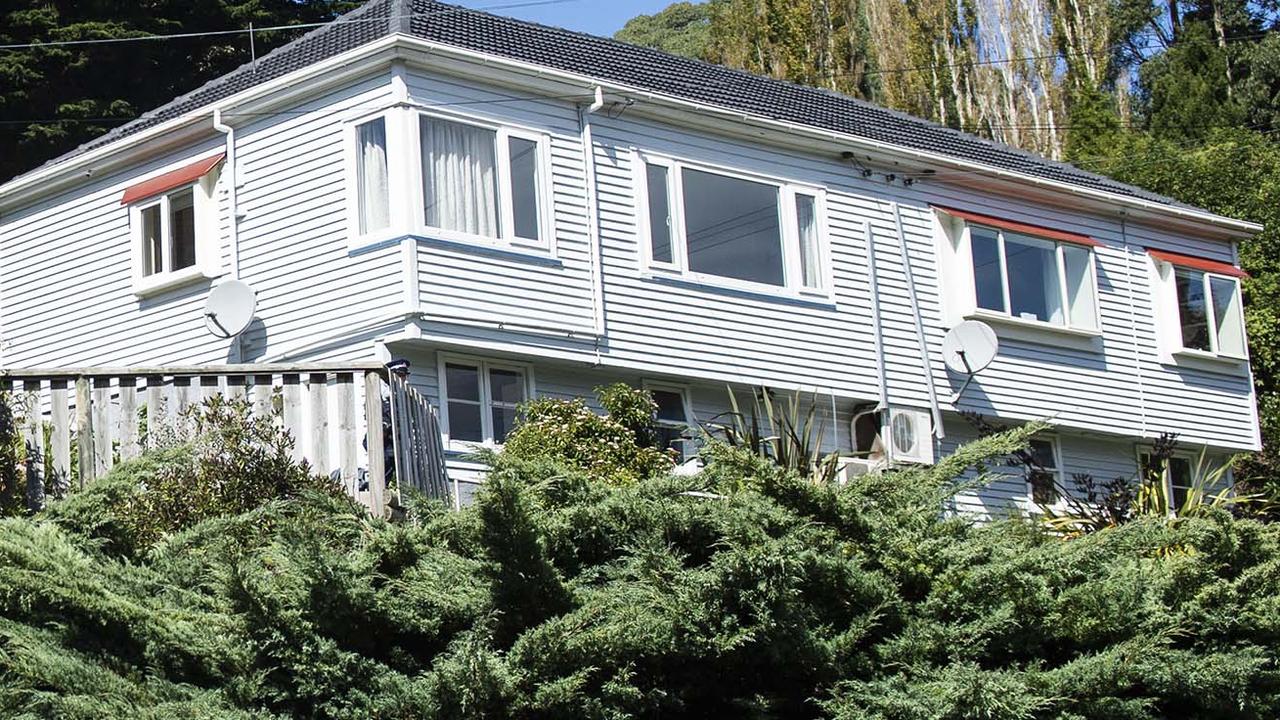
[419,115,545,245]
[1173,268,1245,358]
[969,225,1098,330]
[441,359,530,447]
[641,156,826,293]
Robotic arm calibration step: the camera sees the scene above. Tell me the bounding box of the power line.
[0,0,579,51]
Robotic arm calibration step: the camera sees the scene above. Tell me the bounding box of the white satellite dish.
[941,320,998,402]
[203,280,256,339]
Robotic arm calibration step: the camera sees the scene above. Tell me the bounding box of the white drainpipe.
[578,86,606,362]
[212,108,240,280]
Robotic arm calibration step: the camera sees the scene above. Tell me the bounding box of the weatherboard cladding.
[34,0,1184,210]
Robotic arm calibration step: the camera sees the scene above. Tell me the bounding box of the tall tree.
[614,1,718,59]
[0,0,358,182]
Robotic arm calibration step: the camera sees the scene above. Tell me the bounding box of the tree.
[614,1,718,59]
[0,0,358,182]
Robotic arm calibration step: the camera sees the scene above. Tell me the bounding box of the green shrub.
[45,395,340,556]
[500,383,673,483]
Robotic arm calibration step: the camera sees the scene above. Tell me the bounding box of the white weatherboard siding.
[0,72,404,370]
[406,70,596,337]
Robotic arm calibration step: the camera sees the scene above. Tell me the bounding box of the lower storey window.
[649,386,692,452]
[443,359,528,445]
[1141,453,1196,510]
[1026,438,1060,504]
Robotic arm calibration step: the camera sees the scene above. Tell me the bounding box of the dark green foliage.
[0,0,358,182]
[10,408,1280,718]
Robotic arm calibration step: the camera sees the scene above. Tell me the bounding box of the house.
[0,0,1261,513]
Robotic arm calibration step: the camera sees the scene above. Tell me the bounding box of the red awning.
[120,153,225,205]
[1147,248,1249,279]
[933,205,1102,248]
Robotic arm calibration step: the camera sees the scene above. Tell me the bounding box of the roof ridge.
[390,0,412,35]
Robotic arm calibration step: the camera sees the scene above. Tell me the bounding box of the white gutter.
[890,200,944,439]
[863,221,889,411]
[578,85,607,357]
[211,108,240,280]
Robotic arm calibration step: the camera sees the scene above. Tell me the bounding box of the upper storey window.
[122,153,223,296]
[1149,249,1247,361]
[419,115,546,246]
[348,110,551,252]
[936,206,1100,334]
[639,154,828,295]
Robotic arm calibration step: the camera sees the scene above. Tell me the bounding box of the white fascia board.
[393,35,1262,239]
[0,35,402,214]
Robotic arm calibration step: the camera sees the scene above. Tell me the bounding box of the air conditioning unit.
[835,456,885,484]
[884,407,935,465]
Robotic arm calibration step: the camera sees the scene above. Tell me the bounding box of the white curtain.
[421,117,499,238]
[356,119,390,233]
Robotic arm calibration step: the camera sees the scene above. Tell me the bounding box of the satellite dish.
[942,320,998,403]
[942,320,999,374]
[204,280,256,339]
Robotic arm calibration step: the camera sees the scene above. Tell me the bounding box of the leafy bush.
[46,395,340,556]
[2,406,1280,719]
[500,383,673,482]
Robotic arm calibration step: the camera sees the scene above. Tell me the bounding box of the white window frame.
[344,108,409,249]
[409,108,555,253]
[437,354,536,450]
[1137,448,1224,516]
[1025,436,1063,506]
[128,172,221,297]
[634,150,833,298]
[1151,258,1247,362]
[954,220,1101,334]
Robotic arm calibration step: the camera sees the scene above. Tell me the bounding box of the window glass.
[1005,235,1063,324]
[1062,245,1097,329]
[1168,456,1194,509]
[355,118,390,234]
[646,163,673,264]
[141,205,163,277]
[169,189,197,270]
[421,116,500,238]
[681,168,784,286]
[651,389,687,424]
[1209,276,1245,357]
[970,227,1005,312]
[488,368,525,443]
[1027,438,1058,504]
[508,136,540,241]
[796,193,820,289]
[1175,269,1212,351]
[444,364,483,443]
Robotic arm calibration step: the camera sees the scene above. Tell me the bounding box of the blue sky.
[456,0,689,37]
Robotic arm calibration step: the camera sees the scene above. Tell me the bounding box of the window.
[355,117,390,235]
[1025,438,1060,505]
[1173,268,1245,357]
[1140,452,1197,512]
[419,114,546,245]
[648,386,692,453]
[968,225,1098,330]
[441,359,530,447]
[640,156,827,293]
[126,156,220,295]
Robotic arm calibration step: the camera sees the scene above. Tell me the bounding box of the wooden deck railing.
[0,363,450,515]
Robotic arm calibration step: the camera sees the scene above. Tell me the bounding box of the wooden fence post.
[364,370,386,517]
[75,377,93,488]
[118,376,139,461]
[49,379,70,498]
[22,380,44,512]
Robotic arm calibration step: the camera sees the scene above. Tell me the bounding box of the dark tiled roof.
[24,0,1185,209]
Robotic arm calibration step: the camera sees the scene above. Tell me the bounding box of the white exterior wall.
[0,55,1259,504]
